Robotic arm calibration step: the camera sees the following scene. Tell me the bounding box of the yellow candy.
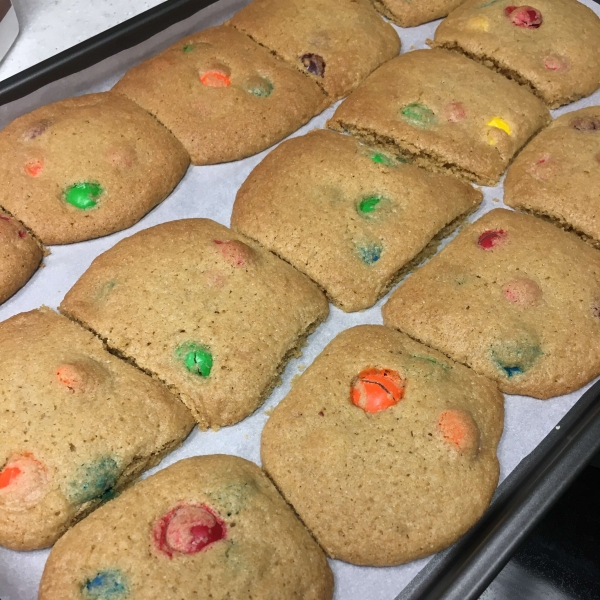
[488,117,512,135]
[466,16,490,31]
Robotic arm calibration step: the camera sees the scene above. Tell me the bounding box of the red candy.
[502,278,542,307]
[445,102,466,123]
[213,239,255,268]
[477,229,507,250]
[0,215,10,222]
[351,367,405,414]
[504,5,543,28]
[18,231,27,238]
[153,504,225,558]
[544,55,569,72]
[25,159,43,177]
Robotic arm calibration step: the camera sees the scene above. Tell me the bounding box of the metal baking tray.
[1,1,599,598]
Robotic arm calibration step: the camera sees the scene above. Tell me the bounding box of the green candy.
[247,77,273,98]
[176,342,213,377]
[65,182,103,210]
[358,196,381,214]
[183,43,195,52]
[370,152,394,166]
[400,103,437,129]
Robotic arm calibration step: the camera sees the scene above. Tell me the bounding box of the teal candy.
[357,243,383,265]
[69,457,119,504]
[82,569,128,600]
[491,338,543,378]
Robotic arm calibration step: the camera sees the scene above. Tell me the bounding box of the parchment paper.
[0,0,599,598]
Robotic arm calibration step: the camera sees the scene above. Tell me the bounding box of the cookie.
[0,211,43,304]
[231,129,482,312]
[39,455,333,600]
[432,0,600,108]
[228,0,400,101]
[261,325,504,566]
[0,308,194,551]
[328,48,550,186]
[371,0,464,28]
[504,106,600,248]
[113,25,327,165]
[0,92,189,245]
[60,219,329,430]
[383,208,600,398]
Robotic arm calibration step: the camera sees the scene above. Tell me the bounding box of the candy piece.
[357,243,383,265]
[591,299,600,319]
[56,363,91,392]
[200,70,231,88]
[369,152,395,166]
[502,277,542,306]
[183,43,195,53]
[153,503,226,557]
[18,230,27,238]
[0,215,10,221]
[25,159,43,177]
[445,102,466,123]
[176,342,213,377]
[571,116,600,132]
[105,146,137,169]
[504,5,543,28]
[544,55,570,72]
[491,337,542,378]
[438,410,479,452]
[0,453,49,509]
[300,53,325,77]
[488,117,511,136]
[351,367,405,413]
[477,229,507,249]
[82,569,128,600]
[213,239,255,268]
[22,119,51,141]
[68,457,119,503]
[64,182,103,210]
[400,103,437,129]
[357,196,381,214]
[466,15,490,31]
[245,75,274,98]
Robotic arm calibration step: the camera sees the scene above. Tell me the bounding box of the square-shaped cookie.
[433,0,600,108]
[228,0,400,101]
[371,0,465,28]
[39,456,333,600]
[504,106,600,248]
[328,48,550,185]
[262,325,504,566]
[0,211,44,305]
[231,129,482,312]
[60,219,329,430]
[113,25,327,165]
[0,308,193,551]
[0,92,189,245]
[382,208,600,398]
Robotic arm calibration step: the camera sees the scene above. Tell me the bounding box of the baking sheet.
[1,0,600,598]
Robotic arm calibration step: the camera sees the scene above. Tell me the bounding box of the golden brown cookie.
[504,106,600,248]
[0,92,189,245]
[261,325,504,566]
[39,455,334,600]
[60,219,329,430]
[0,308,193,551]
[113,25,327,165]
[0,211,44,304]
[328,48,551,186]
[228,0,400,101]
[371,0,464,28]
[383,208,600,398]
[433,0,600,108]
[231,129,482,312]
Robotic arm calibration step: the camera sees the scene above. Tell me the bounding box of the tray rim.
[1,1,600,599]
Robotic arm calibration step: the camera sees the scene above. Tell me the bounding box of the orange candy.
[200,70,231,88]
[438,410,478,452]
[25,159,43,177]
[351,367,405,413]
[56,364,84,392]
[0,465,22,489]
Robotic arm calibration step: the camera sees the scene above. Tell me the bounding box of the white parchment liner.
[0,0,599,598]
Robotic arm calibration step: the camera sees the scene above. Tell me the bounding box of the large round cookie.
[0,308,193,551]
[504,106,600,248]
[261,325,504,566]
[0,211,43,305]
[39,455,334,600]
[0,92,189,245]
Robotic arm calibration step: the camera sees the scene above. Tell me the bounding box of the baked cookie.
[0,211,43,304]
[231,130,482,312]
[433,0,600,108]
[0,308,194,551]
[39,455,334,600]
[371,0,464,28]
[383,208,600,398]
[60,219,329,430]
[328,48,550,186]
[504,106,600,248]
[113,25,327,165]
[228,0,400,101]
[261,325,504,566]
[0,92,189,245]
